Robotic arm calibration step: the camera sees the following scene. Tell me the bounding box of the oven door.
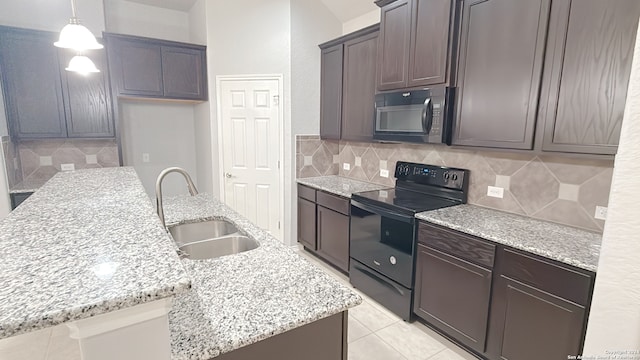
[349,199,416,288]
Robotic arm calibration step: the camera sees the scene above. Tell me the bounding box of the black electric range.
[349,161,469,321]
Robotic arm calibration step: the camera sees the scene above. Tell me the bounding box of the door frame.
[215,74,285,241]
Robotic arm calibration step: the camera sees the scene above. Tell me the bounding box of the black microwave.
[373,86,454,144]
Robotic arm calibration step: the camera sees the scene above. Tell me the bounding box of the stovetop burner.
[351,161,470,214]
[351,188,461,214]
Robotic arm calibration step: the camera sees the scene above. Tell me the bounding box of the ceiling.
[124,0,198,12]
[123,0,377,22]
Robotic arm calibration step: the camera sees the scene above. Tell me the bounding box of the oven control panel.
[394,161,468,191]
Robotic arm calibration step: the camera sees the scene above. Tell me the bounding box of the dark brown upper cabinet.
[319,24,379,141]
[538,0,640,155]
[59,50,114,138]
[451,0,551,150]
[341,30,378,142]
[320,44,343,140]
[105,33,207,101]
[376,0,456,91]
[0,28,67,139]
[0,26,114,140]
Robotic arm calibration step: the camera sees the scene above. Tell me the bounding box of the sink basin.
[178,235,259,260]
[169,219,239,245]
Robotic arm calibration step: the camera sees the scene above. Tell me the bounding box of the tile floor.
[297,248,480,360]
[0,249,479,360]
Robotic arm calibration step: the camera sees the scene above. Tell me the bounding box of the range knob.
[444,172,450,180]
[452,173,458,181]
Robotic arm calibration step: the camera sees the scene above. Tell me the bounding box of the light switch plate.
[142,153,150,163]
[380,169,389,178]
[487,186,504,198]
[61,163,75,171]
[595,206,608,220]
[343,163,350,171]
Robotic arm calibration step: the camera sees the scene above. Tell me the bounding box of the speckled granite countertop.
[297,175,388,198]
[163,194,362,360]
[9,178,48,194]
[416,204,601,272]
[0,168,191,339]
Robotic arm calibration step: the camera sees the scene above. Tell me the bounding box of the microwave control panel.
[394,161,468,191]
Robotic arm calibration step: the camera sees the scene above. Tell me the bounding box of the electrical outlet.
[343,163,350,171]
[61,163,75,171]
[595,206,608,220]
[380,169,389,178]
[487,186,504,198]
[142,153,150,163]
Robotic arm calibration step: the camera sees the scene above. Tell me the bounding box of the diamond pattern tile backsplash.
[296,135,614,233]
[3,139,120,187]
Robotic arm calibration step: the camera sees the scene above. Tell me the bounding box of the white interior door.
[218,77,282,240]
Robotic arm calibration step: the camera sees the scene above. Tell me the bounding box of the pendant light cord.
[70,0,78,19]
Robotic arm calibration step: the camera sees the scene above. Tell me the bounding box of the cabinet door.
[0,30,67,139]
[452,0,550,149]
[107,36,163,97]
[540,0,640,155]
[320,44,343,140]
[59,50,114,138]
[487,276,585,360]
[298,197,317,250]
[341,31,378,142]
[161,46,207,100]
[414,244,492,353]
[377,0,412,91]
[408,0,453,87]
[317,205,350,272]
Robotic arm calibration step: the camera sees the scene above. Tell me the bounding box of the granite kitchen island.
[0,167,360,360]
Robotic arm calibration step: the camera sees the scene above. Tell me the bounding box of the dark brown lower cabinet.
[216,311,347,360]
[414,244,492,353]
[297,197,316,250]
[487,276,585,360]
[317,205,350,272]
[297,184,350,272]
[485,248,594,360]
[415,222,595,360]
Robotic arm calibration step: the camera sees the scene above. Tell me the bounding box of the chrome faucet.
[155,167,199,229]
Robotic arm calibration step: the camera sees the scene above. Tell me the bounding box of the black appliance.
[373,85,454,144]
[349,161,469,321]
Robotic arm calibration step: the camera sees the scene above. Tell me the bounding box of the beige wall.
[104,0,190,42]
[583,20,640,355]
[343,9,380,35]
[297,137,614,233]
[0,0,105,34]
[104,0,203,198]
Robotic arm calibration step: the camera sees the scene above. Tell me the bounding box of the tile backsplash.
[7,139,120,186]
[296,135,614,233]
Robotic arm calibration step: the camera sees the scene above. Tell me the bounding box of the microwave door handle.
[422,98,433,133]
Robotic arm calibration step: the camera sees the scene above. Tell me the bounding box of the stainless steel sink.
[178,235,259,260]
[169,220,239,246]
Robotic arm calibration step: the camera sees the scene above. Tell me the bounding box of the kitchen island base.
[216,311,347,360]
[67,298,173,360]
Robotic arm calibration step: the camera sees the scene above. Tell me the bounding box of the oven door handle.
[351,200,415,224]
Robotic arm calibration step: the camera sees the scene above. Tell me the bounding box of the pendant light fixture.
[65,54,100,74]
[55,0,103,73]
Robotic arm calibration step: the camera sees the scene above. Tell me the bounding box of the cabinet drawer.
[297,184,316,202]
[418,222,495,268]
[501,248,594,306]
[316,191,349,215]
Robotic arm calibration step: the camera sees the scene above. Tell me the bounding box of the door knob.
[225,172,233,178]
